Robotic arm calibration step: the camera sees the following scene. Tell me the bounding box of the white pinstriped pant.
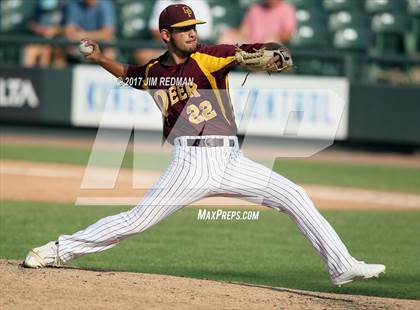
[58,136,358,278]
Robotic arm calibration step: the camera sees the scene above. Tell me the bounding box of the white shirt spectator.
[149,0,213,40]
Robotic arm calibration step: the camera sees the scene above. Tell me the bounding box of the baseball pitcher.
[24,4,385,287]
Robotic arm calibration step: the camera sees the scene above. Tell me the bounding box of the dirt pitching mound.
[1,260,418,310]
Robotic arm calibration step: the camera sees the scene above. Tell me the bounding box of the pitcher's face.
[169,25,198,53]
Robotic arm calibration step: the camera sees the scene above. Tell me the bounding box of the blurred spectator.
[410,67,420,85]
[218,0,296,44]
[23,0,66,68]
[376,66,420,86]
[134,0,213,65]
[63,0,116,60]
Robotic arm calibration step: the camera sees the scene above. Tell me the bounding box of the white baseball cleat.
[22,241,61,268]
[332,262,386,287]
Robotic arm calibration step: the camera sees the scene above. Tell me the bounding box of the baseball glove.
[235,47,294,73]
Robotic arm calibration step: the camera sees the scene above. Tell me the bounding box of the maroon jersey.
[126,43,263,144]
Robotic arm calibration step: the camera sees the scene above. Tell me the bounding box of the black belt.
[186,138,235,147]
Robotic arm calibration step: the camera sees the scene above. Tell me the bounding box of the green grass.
[0,143,169,171]
[1,143,419,193]
[0,200,419,299]
[271,159,419,194]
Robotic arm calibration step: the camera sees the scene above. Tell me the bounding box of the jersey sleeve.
[125,64,147,90]
[194,43,265,73]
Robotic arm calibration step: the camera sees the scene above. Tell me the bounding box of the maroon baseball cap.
[159,4,206,31]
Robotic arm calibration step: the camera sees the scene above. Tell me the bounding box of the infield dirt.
[1,260,419,310]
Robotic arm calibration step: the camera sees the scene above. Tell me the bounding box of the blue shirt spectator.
[32,0,65,27]
[23,0,66,68]
[63,0,115,41]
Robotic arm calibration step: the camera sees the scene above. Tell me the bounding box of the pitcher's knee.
[267,182,311,211]
[123,206,167,235]
[289,185,311,205]
[294,185,308,197]
[120,209,150,235]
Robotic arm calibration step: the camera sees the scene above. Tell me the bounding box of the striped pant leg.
[219,151,358,278]
[57,147,210,262]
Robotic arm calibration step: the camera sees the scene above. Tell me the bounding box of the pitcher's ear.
[161,29,170,44]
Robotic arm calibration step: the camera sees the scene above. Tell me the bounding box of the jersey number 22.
[187,101,217,124]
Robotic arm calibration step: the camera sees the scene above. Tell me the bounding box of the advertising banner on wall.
[229,73,349,140]
[71,65,349,140]
[0,67,42,121]
[71,65,161,129]
[0,66,72,124]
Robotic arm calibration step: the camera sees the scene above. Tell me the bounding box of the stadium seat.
[370,36,406,56]
[333,27,370,50]
[365,0,405,14]
[0,0,36,65]
[290,23,328,48]
[322,60,344,76]
[291,54,344,76]
[371,13,410,55]
[0,46,21,64]
[407,0,420,16]
[406,0,420,55]
[323,0,364,12]
[210,3,243,41]
[328,11,371,32]
[117,0,154,39]
[286,0,322,10]
[404,21,419,56]
[296,8,328,25]
[0,0,35,33]
[372,12,410,33]
[292,58,323,75]
[238,0,260,9]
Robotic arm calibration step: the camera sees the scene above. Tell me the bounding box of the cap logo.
[182,6,193,17]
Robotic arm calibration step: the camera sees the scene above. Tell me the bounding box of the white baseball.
[79,42,94,55]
